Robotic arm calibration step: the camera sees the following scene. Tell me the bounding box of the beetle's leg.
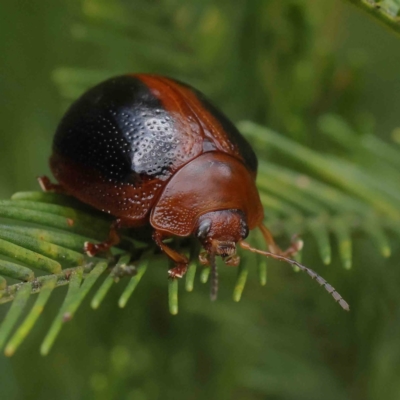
[153,230,188,278]
[37,175,67,194]
[282,234,303,257]
[258,224,282,254]
[259,224,302,257]
[84,219,122,257]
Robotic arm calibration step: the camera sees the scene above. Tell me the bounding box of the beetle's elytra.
[40,74,349,309]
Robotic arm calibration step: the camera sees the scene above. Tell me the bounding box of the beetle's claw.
[168,264,188,279]
[84,241,97,257]
[38,176,50,192]
[277,235,304,258]
[37,175,66,194]
[224,254,240,267]
[198,251,209,266]
[292,235,304,252]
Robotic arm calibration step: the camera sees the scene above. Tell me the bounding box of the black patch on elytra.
[53,75,178,183]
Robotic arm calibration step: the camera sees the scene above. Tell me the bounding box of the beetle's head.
[195,210,248,301]
[195,210,249,264]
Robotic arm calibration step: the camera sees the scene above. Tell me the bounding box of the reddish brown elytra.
[40,74,349,310]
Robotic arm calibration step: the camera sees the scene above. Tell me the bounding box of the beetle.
[39,74,349,309]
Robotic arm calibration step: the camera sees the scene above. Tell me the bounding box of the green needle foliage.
[2,1,400,399]
[0,116,398,354]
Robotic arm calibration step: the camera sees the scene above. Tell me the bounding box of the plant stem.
[344,0,400,37]
[0,262,100,305]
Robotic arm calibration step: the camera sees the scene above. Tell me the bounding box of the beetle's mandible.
[39,74,349,309]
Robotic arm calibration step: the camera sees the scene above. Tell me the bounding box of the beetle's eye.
[240,220,249,239]
[197,219,211,239]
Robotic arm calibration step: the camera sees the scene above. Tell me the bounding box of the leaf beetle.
[40,74,348,309]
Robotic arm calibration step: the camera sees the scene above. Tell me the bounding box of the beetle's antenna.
[209,250,218,301]
[239,241,349,311]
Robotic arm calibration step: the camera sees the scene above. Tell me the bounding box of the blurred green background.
[1,1,400,399]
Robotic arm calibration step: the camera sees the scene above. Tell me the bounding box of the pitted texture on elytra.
[53,76,201,185]
[50,152,164,221]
